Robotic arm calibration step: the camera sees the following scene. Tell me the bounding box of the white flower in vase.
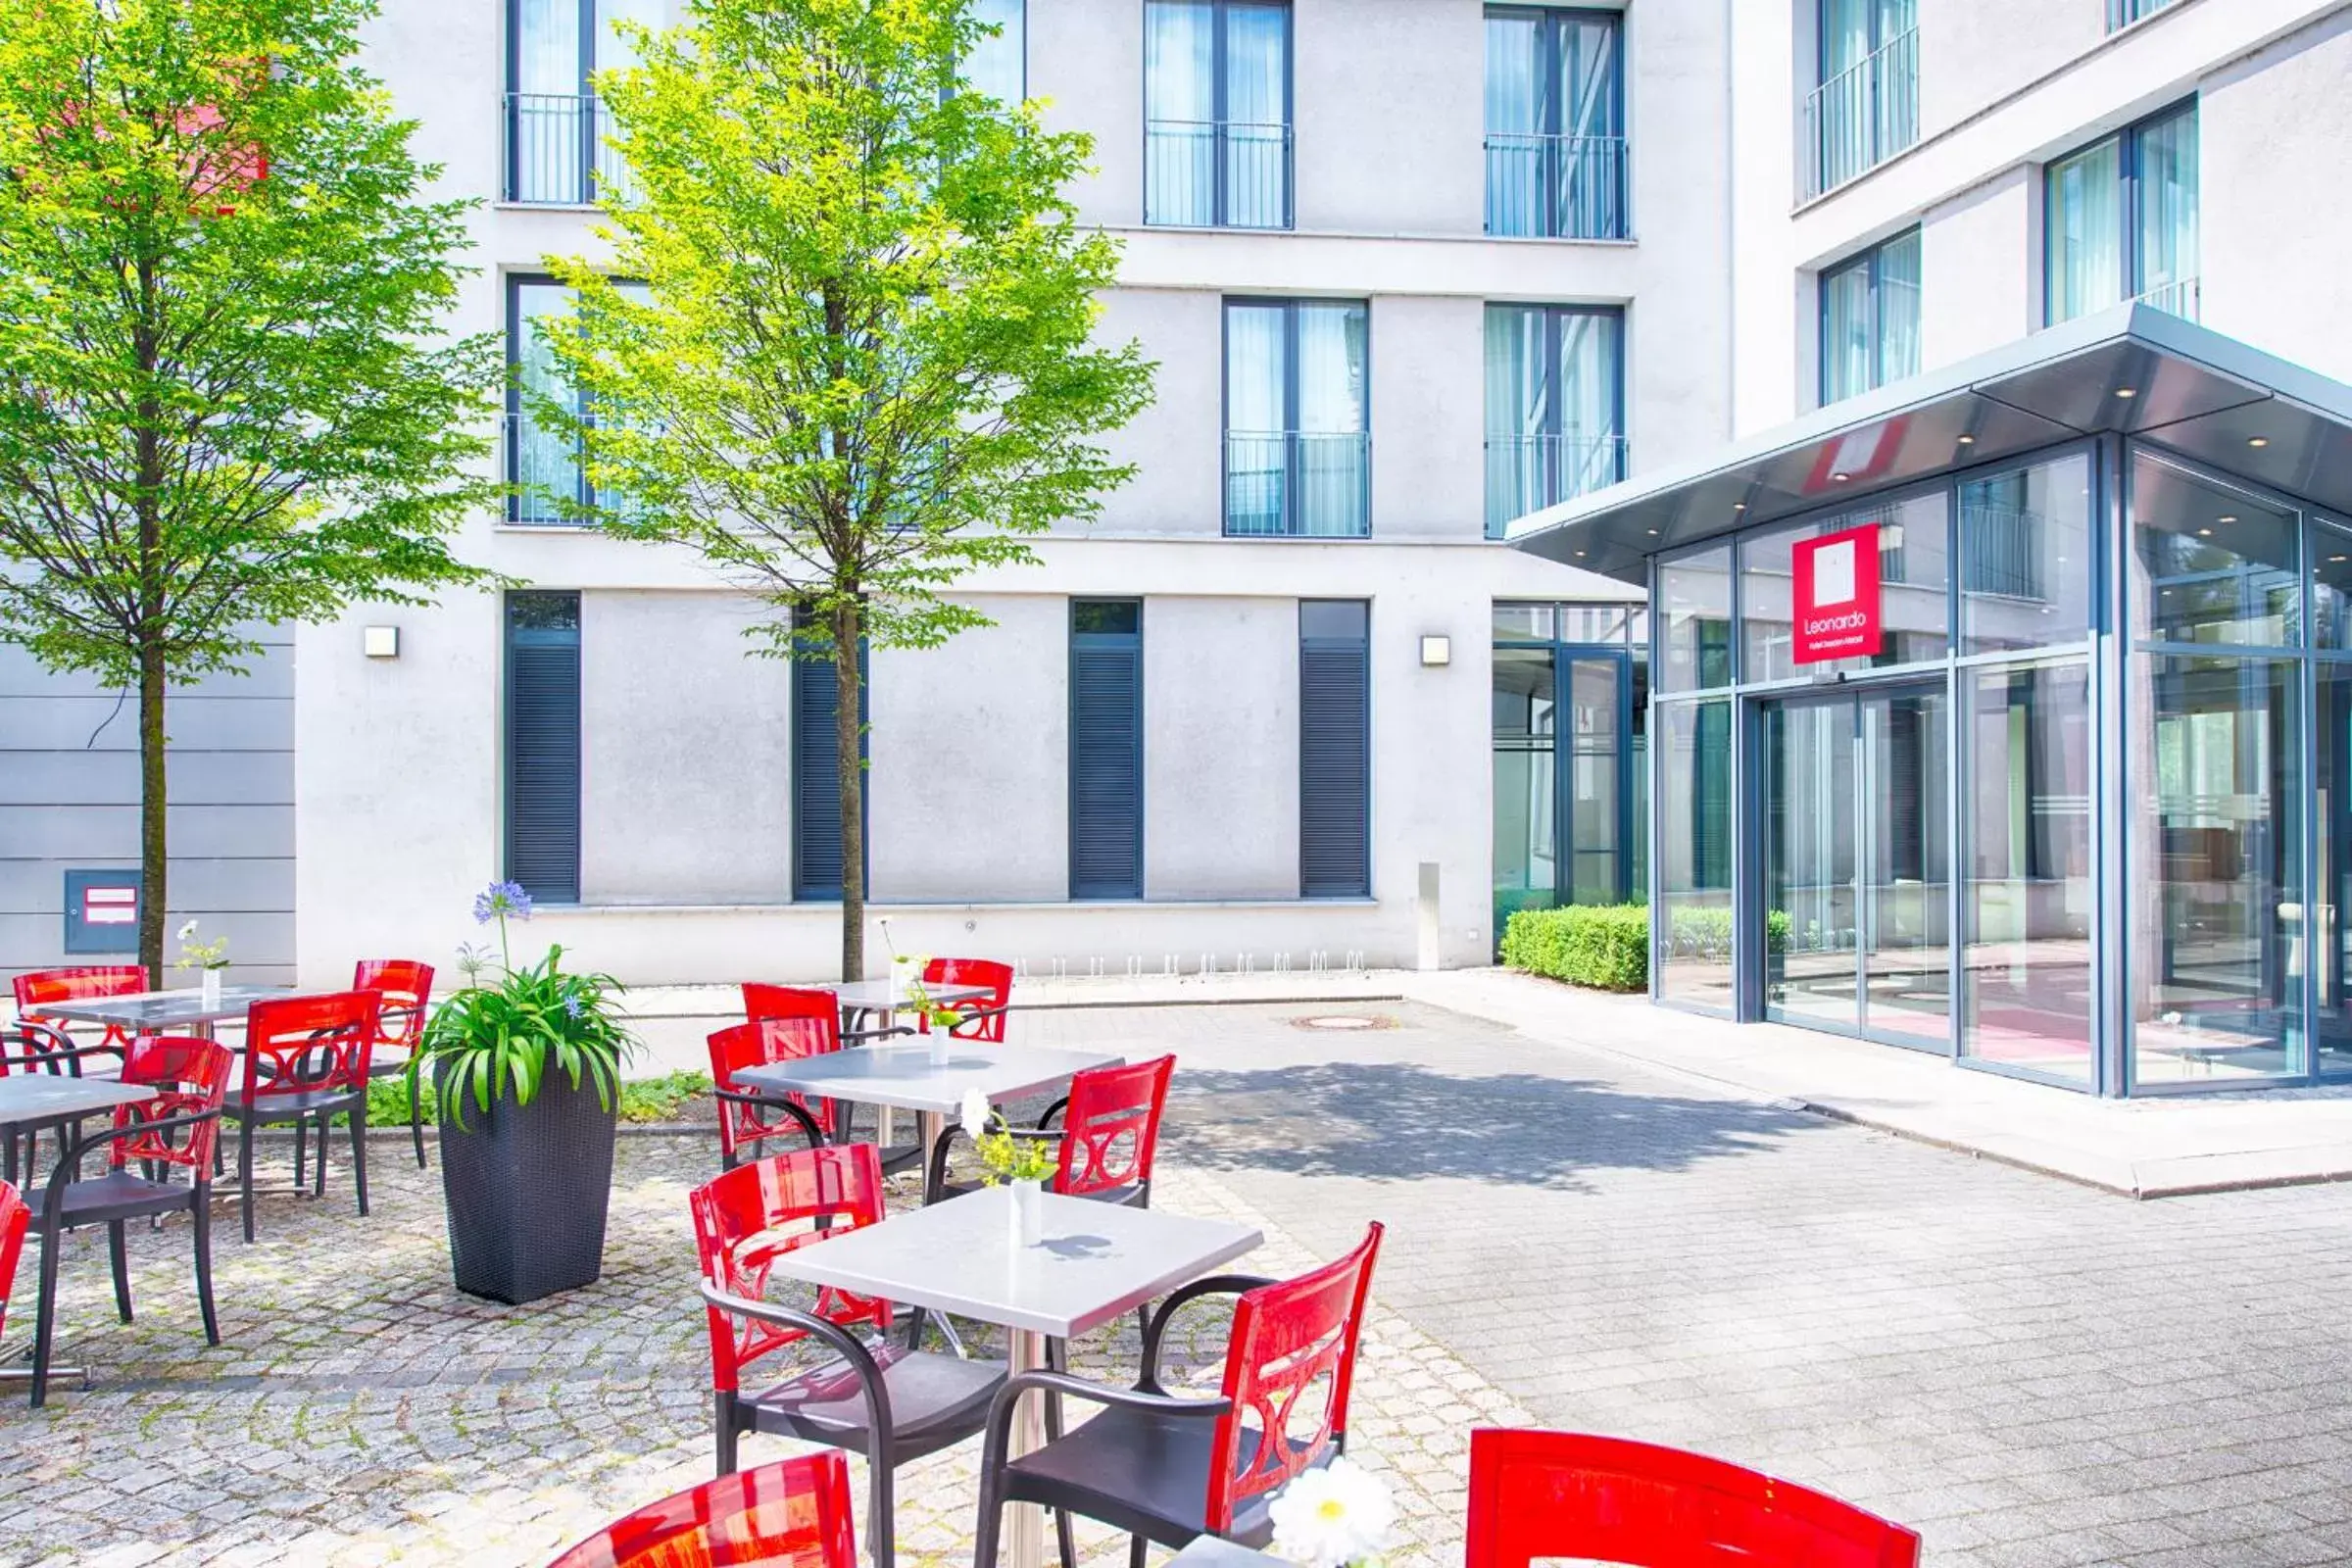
[1266,1457,1396,1568]
[959,1087,994,1146]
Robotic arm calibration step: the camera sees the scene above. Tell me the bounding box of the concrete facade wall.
[1142,596,1300,901]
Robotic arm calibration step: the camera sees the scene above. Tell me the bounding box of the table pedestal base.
[1006,1326,1049,1568]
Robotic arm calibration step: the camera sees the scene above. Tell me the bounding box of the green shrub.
[1501,904,1649,992]
[357,1067,711,1128]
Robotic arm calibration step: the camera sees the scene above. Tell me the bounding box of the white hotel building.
[7,0,2352,1025]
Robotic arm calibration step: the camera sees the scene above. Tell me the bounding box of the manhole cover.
[1294,1014,1394,1031]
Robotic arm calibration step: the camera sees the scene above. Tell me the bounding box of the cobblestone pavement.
[12,998,2352,1567]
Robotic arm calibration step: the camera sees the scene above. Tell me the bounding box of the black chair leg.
[192,1190,219,1346]
[349,1105,369,1216]
[291,1112,307,1193]
[28,1222,60,1408]
[409,1077,427,1169]
[1128,1535,1148,1568]
[868,1436,898,1568]
[712,1393,739,1476]
[312,1112,329,1200]
[107,1220,132,1323]
[238,1118,258,1244]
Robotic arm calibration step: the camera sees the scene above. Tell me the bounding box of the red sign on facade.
[1791,523,1884,663]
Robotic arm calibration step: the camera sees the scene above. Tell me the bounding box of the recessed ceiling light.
[2198,527,2214,537]
[1956,434,1976,445]
[2116,387,2137,399]
[2250,436,2271,448]
[1832,471,1850,482]
[1733,503,1746,512]
[1646,528,1660,535]
[2334,555,2348,564]
[1575,550,1587,558]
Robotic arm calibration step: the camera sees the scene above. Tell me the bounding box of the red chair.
[925,1054,1175,1209]
[1465,1429,1922,1568]
[746,982,908,1048]
[547,1450,858,1568]
[707,1018,838,1171]
[11,965,145,1075]
[918,957,1012,1044]
[354,959,435,1169]
[224,991,381,1243]
[0,1180,26,1348]
[25,1036,231,1407]
[691,1144,1005,1568]
[973,1222,1385,1566]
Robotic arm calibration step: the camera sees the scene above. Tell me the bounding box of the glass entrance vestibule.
[1508,309,2352,1095]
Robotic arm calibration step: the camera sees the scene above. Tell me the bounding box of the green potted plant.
[410,882,638,1304]
[174,919,230,1008]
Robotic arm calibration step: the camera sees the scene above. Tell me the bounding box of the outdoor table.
[0,1075,159,1392]
[732,1040,1122,1173]
[33,985,292,1040]
[819,979,993,1149]
[760,1184,1262,1568]
[1170,1540,1287,1567]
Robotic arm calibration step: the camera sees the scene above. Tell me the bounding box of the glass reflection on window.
[1658,547,1732,692]
[1959,452,2093,655]
[2132,454,2301,648]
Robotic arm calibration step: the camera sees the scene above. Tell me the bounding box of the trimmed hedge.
[1502,904,1794,994]
[1501,904,1649,992]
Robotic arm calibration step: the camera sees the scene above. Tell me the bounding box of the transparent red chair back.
[241,991,381,1100]
[1205,1221,1384,1531]
[1054,1055,1174,1200]
[11,965,147,1068]
[113,1037,233,1175]
[0,1180,25,1344]
[1465,1429,1922,1568]
[920,957,1012,1043]
[547,1449,858,1568]
[688,1144,894,1395]
[352,959,435,1052]
[743,985,840,1034]
[707,1018,840,1164]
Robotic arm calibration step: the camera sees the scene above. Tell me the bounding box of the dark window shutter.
[792,639,868,902]
[1070,605,1144,900]
[505,595,581,903]
[1299,602,1370,898]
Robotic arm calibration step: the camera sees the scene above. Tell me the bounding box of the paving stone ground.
[9,998,2352,1567]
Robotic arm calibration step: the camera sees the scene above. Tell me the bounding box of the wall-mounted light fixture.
[363,625,400,660]
[1419,634,1451,667]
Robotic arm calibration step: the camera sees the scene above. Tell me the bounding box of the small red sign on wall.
[1792,523,1884,663]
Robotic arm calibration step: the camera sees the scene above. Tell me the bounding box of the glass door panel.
[1565,656,1623,905]
[1763,698,1860,1029]
[1493,648,1559,933]
[1862,685,1951,1048]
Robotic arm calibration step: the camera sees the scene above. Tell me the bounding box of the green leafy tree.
[543,0,1152,981]
[0,0,500,981]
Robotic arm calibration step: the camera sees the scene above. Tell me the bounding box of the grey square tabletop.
[29,986,292,1031]
[760,1186,1262,1339]
[827,979,992,1013]
[1169,1540,1288,1568]
[0,1075,158,1126]
[733,1041,1121,1117]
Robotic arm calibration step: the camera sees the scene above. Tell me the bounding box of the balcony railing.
[504,92,633,207]
[2132,275,2202,323]
[1223,431,1370,538]
[1484,433,1627,539]
[2107,0,2180,28]
[1145,119,1293,229]
[1484,133,1630,240]
[1801,27,1919,200]
[505,411,588,524]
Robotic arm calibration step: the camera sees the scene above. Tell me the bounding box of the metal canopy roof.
[1506,304,2352,583]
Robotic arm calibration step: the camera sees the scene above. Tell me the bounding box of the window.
[506,0,659,204]
[1300,601,1371,898]
[508,277,649,526]
[1484,8,1626,239]
[2107,0,2180,28]
[963,0,1025,104]
[1819,228,1920,406]
[505,593,581,904]
[1804,0,1918,198]
[2046,101,2198,325]
[1145,0,1291,228]
[1484,304,1624,537]
[790,611,867,902]
[1070,601,1144,900]
[1224,299,1370,538]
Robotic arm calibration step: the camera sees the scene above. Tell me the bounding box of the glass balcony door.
[1493,644,1633,941]
[508,0,659,205]
[1484,6,1626,239]
[1761,680,1952,1050]
[1145,0,1292,228]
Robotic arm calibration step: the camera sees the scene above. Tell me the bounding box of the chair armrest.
[711,1088,827,1150]
[697,1282,896,1436]
[1031,1096,1070,1132]
[978,1369,1229,1485]
[1140,1274,1280,1392]
[840,1022,913,1045]
[1,1039,125,1077]
[40,1108,220,1221]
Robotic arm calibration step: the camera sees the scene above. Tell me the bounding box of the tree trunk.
[833,596,865,983]
[137,640,168,987]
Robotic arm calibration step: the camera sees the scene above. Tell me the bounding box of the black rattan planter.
[436,1064,618,1305]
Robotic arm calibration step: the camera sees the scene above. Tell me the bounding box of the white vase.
[890,956,915,1004]
[200,967,223,1009]
[928,1029,950,1064]
[1010,1179,1044,1248]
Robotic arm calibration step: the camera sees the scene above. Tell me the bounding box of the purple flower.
[564,992,584,1020]
[472,881,534,925]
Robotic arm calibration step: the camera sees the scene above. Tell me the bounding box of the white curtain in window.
[2136,107,2198,314]
[1878,227,1922,384]
[1296,302,1366,537]
[514,0,579,94]
[1820,262,1873,405]
[2047,138,2122,324]
[1484,306,1544,534]
[514,282,580,521]
[1145,1,1215,224]
[1223,3,1288,227]
[1225,303,1288,534]
[965,0,1026,105]
[595,0,662,74]
[1557,14,1621,237]
[1820,0,1874,77]
[1484,14,1539,235]
[1557,311,1621,498]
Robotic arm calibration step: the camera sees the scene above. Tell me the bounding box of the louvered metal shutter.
[505,596,581,903]
[1299,605,1370,898]
[1069,609,1143,900]
[792,644,867,902]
